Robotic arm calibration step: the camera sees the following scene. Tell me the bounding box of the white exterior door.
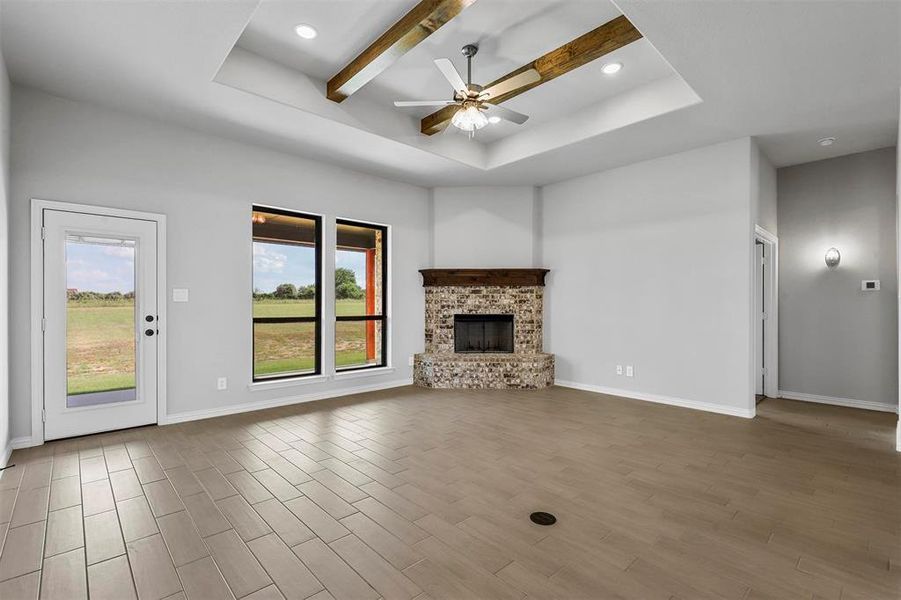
[42,208,159,440]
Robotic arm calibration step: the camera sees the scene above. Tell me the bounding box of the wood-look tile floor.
[1,386,898,600]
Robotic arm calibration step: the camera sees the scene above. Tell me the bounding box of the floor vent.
[529,512,557,526]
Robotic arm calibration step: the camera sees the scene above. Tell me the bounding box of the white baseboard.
[2,436,38,471]
[160,378,414,425]
[778,390,898,413]
[10,436,36,449]
[555,380,755,419]
[1,443,11,471]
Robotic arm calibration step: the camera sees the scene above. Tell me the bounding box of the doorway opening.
[754,226,779,401]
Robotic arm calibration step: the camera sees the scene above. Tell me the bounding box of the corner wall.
[541,138,756,416]
[8,87,431,443]
[778,148,898,411]
[432,186,538,268]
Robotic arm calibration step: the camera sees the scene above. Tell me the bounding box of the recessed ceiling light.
[294,24,318,39]
[818,136,836,147]
[488,116,501,124]
[601,62,622,75]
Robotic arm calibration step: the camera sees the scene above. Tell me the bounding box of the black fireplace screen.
[454,314,514,353]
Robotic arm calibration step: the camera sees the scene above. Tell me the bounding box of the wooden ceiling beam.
[327,0,478,103]
[420,14,642,135]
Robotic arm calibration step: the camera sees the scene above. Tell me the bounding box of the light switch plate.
[616,365,623,375]
[625,365,634,377]
[172,288,189,302]
[217,377,227,390]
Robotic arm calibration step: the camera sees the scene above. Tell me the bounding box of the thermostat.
[861,280,880,291]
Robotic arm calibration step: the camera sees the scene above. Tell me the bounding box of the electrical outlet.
[408,355,415,366]
[625,365,634,378]
[616,365,623,375]
[217,377,227,391]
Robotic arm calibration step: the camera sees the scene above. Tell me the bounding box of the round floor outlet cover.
[529,511,557,526]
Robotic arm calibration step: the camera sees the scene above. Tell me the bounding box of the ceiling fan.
[394,44,540,137]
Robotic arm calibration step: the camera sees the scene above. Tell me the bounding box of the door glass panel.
[66,235,137,407]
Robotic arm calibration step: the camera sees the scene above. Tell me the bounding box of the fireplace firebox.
[454,314,514,353]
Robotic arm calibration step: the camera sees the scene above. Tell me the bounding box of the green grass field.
[253,299,377,377]
[66,298,377,394]
[66,301,137,395]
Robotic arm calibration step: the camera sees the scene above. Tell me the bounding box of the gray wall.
[754,143,777,234]
[541,138,756,416]
[432,186,537,268]
[778,147,898,408]
[9,87,431,440]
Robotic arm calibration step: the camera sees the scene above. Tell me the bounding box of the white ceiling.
[1,0,898,187]
[236,1,674,144]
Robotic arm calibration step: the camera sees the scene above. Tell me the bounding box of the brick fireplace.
[414,269,555,389]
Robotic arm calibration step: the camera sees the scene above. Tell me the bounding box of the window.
[252,207,321,380]
[335,219,387,371]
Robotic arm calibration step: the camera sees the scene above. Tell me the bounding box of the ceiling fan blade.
[434,58,469,96]
[394,100,458,107]
[483,103,529,125]
[479,68,540,100]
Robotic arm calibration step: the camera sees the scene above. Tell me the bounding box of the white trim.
[162,378,413,425]
[10,436,35,449]
[30,199,168,446]
[778,390,899,413]
[754,225,778,245]
[2,435,39,469]
[333,366,395,381]
[249,374,330,391]
[555,380,756,418]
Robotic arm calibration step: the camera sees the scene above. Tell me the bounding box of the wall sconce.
[825,247,841,268]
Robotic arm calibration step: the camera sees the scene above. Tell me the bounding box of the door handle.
[145,315,155,322]
[144,328,155,337]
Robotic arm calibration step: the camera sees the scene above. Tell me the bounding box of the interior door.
[755,241,765,396]
[43,209,159,440]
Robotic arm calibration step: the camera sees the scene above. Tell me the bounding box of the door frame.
[30,199,167,445]
[754,225,779,399]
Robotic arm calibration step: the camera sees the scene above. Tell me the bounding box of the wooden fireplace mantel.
[420,268,550,287]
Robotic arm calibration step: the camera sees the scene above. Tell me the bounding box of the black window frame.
[335,218,388,372]
[252,206,322,382]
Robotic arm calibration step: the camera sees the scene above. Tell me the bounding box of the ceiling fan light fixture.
[452,104,488,132]
[601,62,622,75]
[294,24,318,39]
